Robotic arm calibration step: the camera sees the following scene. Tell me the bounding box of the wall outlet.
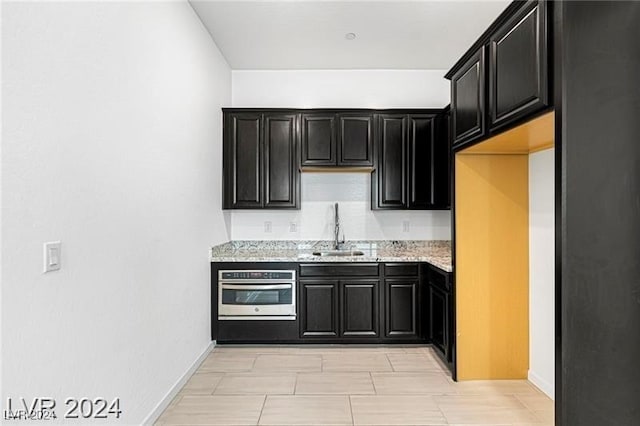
[289,222,298,233]
[402,220,410,233]
[43,241,62,273]
[264,221,272,233]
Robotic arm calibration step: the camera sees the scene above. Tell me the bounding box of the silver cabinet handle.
[221,284,291,290]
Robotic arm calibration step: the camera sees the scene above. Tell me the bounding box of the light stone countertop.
[210,240,452,272]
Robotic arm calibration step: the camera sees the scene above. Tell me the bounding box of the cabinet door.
[451,47,486,147]
[340,280,379,337]
[429,285,449,359]
[300,280,339,338]
[263,113,299,208]
[375,114,407,209]
[489,0,548,130]
[301,113,336,166]
[385,279,419,338]
[432,111,451,208]
[337,114,374,166]
[407,115,434,209]
[223,113,262,208]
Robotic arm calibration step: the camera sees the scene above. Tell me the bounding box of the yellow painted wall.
[455,154,530,379]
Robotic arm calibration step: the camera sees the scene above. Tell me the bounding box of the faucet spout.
[334,202,345,250]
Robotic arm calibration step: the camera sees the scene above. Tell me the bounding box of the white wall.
[232,69,449,108]
[528,148,555,399]
[1,2,230,423]
[230,69,452,241]
[231,173,451,240]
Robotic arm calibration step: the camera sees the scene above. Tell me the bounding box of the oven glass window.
[222,287,293,305]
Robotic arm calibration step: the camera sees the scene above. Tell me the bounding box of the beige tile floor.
[156,345,554,426]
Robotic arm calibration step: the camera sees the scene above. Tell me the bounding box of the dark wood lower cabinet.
[428,266,454,369]
[300,278,380,339]
[298,264,424,342]
[214,262,439,346]
[429,285,449,359]
[385,279,418,338]
[300,280,339,337]
[341,280,379,337]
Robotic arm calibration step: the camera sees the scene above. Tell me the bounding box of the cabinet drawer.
[429,266,451,291]
[384,263,419,277]
[299,263,379,277]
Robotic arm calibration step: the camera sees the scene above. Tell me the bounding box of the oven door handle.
[221,284,292,290]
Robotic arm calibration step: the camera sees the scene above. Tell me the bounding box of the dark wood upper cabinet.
[300,112,372,167]
[337,114,374,166]
[223,112,262,208]
[223,111,299,209]
[224,108,449,210]
[300,280,339,338]
[451,47,486,147]
[374,112,449,210]
[301,113,336,166]
[376,114,407,208]
[432,111,451,208]
[489,0,548,130]
[340,280,380,337]
[446,0,551,149]
[408,115,433,209]
[385,279,419,338]
[264,113,299,208]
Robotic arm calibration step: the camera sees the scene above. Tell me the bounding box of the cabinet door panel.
[429,285,449,359]
[338,114,373,166]
[432,111,451,208]
[451,47,486,146]
[385,279,418,338]
[408,115,434,209]
[264,113,299,208]
[376,115,407,208]
[224,113,262,208]
[301,114,336,166]
[340,280,379,337]
[490,0,548,130]
[300,281,339,337]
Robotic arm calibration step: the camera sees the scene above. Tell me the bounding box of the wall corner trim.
[142,341,216,425]
[528,369,555,400]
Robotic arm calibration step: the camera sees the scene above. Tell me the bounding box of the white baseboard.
[528,369,555,400]
[142,341,215,425]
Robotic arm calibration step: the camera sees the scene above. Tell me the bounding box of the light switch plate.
[264,221,272,233]
[43,241,61,273]
[402,220,410,233]
[289,222,297,233]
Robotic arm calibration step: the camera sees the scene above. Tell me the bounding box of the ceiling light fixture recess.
[345,32,356,40]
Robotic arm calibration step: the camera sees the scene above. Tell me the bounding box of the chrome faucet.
[334,202,345,250]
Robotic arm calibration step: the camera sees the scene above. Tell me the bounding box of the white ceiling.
[191,0,510,70]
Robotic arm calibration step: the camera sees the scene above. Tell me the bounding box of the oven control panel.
[220,270,295,281]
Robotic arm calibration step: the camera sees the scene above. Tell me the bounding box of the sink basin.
[312,250,365,257]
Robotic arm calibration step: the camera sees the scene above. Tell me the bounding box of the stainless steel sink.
[312,250,365,257]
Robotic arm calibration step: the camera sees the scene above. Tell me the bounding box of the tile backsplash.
[230,173,451,240]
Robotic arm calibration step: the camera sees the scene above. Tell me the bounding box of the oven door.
[218,283,296,319]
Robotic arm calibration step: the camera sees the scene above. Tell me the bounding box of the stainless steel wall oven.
[217,270,296,320]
